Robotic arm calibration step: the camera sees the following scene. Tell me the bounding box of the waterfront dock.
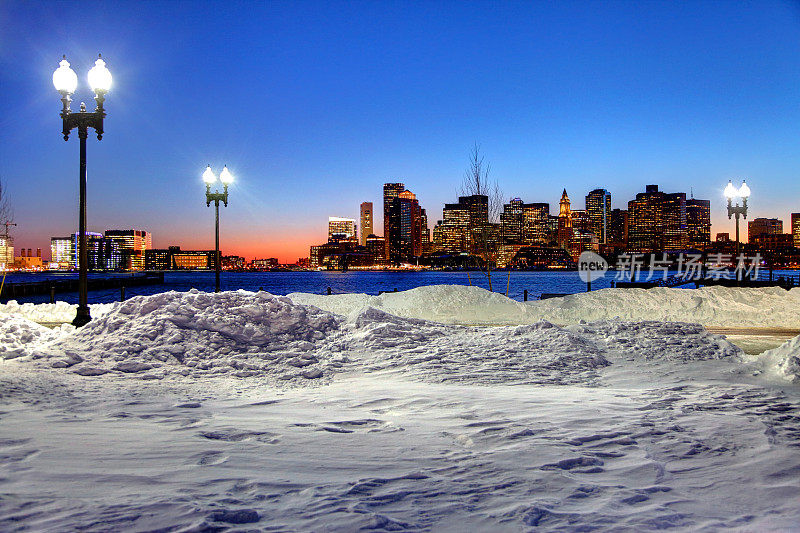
[0,272,165,301]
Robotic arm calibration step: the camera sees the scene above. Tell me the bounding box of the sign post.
[578,251,608,292]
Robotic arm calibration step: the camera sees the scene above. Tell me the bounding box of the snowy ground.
[1,286,800,531]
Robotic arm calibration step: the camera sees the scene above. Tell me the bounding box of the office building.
[793,213,800,248]
[501,198,524,244]
[50,237,73,268]
[751,233,793,252]
[386,189,424,261]
[366,234,387,263]
[360,202,373,246]
[607,209,628,250]
[251,258,279,269]
[105,229,152,270]
[0,237,14,270]
[748,218,783,242]
[686,199,711,250]
[571,209,590,234]
[522,203,550,245]
[145,247,215,270]
[585,189,611,243]
[662,192,687,250]
[383,182,405,258]
[328,217,357,241]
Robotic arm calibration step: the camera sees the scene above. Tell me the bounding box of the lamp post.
[53,55,112,327]
[725,179,750,257]
[203,165,233,293]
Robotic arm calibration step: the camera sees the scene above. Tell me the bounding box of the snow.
[751,335,800,383]
[1,286,800,530]
[290,284,800,328]
[5,289,345,382]
[2,289,743,386]
[0,300,114,323]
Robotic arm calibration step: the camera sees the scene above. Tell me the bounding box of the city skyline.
[2,1,800,262]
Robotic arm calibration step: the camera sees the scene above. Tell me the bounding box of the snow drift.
[6,290,345,381]
[753,335,800,382]
[289,284,533,325]
[289,284,800,328]
[1,289,744,386]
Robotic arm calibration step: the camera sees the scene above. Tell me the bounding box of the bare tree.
[459,144,503,291]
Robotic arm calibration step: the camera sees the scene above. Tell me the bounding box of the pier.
[0,272,165,301]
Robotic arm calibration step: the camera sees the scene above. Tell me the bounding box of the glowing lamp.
[202,165,217,184]
[739,181,750,198]
[87,55,112,94]
[220,166,234,185]
[53,57,78,95]
[723,181,738,199]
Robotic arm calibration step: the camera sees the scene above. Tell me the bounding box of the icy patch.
[23,290,344,382]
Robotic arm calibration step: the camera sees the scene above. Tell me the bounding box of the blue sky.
[1,0,799,261]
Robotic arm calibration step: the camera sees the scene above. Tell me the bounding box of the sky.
[1,0,800,262]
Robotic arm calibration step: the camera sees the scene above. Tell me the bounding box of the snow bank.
[290,285,800,328]
[752,335,800,382]
[528,286,800,329]
[0,300,114,323]
[0,315,64,359]
[289,285,534,325]
[17,290,345,381]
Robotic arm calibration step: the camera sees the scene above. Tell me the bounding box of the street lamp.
[725,179,750,257]
[53,55,112,327]
[203,165,233,293]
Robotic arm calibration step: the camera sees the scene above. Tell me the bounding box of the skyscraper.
[662,192,687,250]
[628,185,665,253]
[383,182,405,259]
[686,199,711,250]
[440,202,470,253]
[557,189,572,249]
[522,203,551,244]
[585,189,611,244]
[792,213,800,248]
[627,185,693,252]
[359,202,373,246]
[607,209,629,249]
[500,198,524,244]
[385,188,425,262]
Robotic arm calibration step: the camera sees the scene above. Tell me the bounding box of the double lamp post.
[203,165,233,293]
[52,55,112,327]
[724,179,751,257]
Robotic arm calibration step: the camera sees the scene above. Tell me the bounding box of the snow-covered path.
[1,365,799,532]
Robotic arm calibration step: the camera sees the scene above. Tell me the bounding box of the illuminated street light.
[204,165,233,293]
[53,54,112,327]
[725,179,750,257]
